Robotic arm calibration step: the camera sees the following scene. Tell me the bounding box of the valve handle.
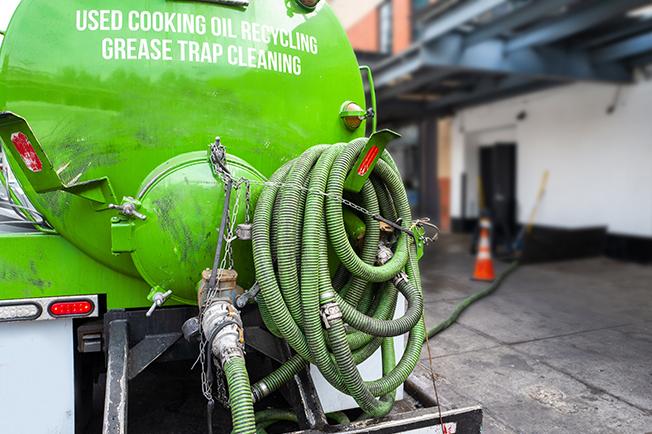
[146,290,173,317]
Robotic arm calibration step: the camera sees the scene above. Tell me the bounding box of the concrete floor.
[414,234,652,433]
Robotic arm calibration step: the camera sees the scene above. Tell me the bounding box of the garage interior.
[333,0,652,431]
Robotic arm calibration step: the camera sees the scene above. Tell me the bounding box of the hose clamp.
[320,302,342,329]
[253,382,269,402]
[392,271,409,286]
[319,291,336,303]
[376,243,393,265]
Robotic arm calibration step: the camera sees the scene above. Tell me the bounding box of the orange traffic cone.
[472,217,495,281]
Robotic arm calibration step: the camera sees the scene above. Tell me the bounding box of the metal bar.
[574,19,652,50]
[103,320,129,434]
[379,69,457,101]
[291,405,483,434]
[419,118,439,219]
[425,35,631,83]
[427,76,550,113]
[127,333,182,380]
[466,0,575,46]
[244,326,286,363]
[276,341,328,430]
[507,0,652,52]
[374,49,425,89]
[420,0,507,42]
[592,31,652,63]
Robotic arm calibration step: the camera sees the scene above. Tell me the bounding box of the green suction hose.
[425,261,520,339]
[224,357,256,434]
[250,138,425,418]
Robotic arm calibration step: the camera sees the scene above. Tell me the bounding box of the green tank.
[0,0,366,305]
[0,2,441,432]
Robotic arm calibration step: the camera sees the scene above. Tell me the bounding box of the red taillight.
[48,300,94,317]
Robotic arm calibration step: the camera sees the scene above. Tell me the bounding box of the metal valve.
[235,282,260,308]
[146,289,173,317]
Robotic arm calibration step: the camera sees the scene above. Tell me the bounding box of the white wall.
[450,79,652,238]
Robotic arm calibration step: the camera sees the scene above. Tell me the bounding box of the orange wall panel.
[346,9,379,52]
[392,0,412,53]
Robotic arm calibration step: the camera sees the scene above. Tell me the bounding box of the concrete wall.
[450,79,652,238]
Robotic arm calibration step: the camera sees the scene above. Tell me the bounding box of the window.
[411,0,429,40]
[379,1,393,54]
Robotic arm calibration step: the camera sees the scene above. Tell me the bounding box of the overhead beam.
[374,48,425,89]
[574,18,652,50]
[379,69,458,101]
[507,0,652,52]
[592,31,652,63]
[426,76,552,113]
[374,31,632,93]
[423,35,631,83]
[420,0,507,42]
[466,0,575,47]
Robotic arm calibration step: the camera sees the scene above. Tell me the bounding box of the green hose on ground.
[251,138,425,418]
[425,261,520,339]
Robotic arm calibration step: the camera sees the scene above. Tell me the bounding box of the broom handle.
[525,170,549,234]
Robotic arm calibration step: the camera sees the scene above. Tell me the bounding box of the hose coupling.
[376,243,394,265]
[392,271,409,286]
[252,382,269,402]
[320,301,342,329]
[202,299,245,365]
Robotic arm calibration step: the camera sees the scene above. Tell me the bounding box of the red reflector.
[11,132,43,172]
[48,300,94,317]
[357,145,379,176]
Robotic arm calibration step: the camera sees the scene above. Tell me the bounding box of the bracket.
[0,112,117,208]
[343,129,401,193]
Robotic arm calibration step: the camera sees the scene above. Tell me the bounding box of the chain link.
[244,180,251,224]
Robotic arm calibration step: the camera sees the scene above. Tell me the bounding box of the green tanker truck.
[0,1,481,433]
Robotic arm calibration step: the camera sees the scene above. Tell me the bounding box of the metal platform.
[101,307,484,434]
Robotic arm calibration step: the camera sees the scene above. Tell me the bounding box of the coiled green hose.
[250,139,425,418]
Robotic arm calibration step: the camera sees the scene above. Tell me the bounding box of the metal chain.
[244,180,251,224]
[198,145,237,409]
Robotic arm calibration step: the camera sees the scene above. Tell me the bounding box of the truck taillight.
[48,300,94,317]
[0,303,42,322]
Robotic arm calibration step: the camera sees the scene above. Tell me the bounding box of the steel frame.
[100,307,484,434]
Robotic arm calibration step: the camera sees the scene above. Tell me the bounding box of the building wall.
[392,0,412,54]
[450,79,652,238]
[328,0,384,29]
[346,7,379,52]
[334,0,414,54]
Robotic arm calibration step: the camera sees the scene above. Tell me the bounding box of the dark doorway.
[479,143,517,254]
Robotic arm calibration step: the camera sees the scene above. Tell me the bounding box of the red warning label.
[357,145,379,176]
[11,132,42,172]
